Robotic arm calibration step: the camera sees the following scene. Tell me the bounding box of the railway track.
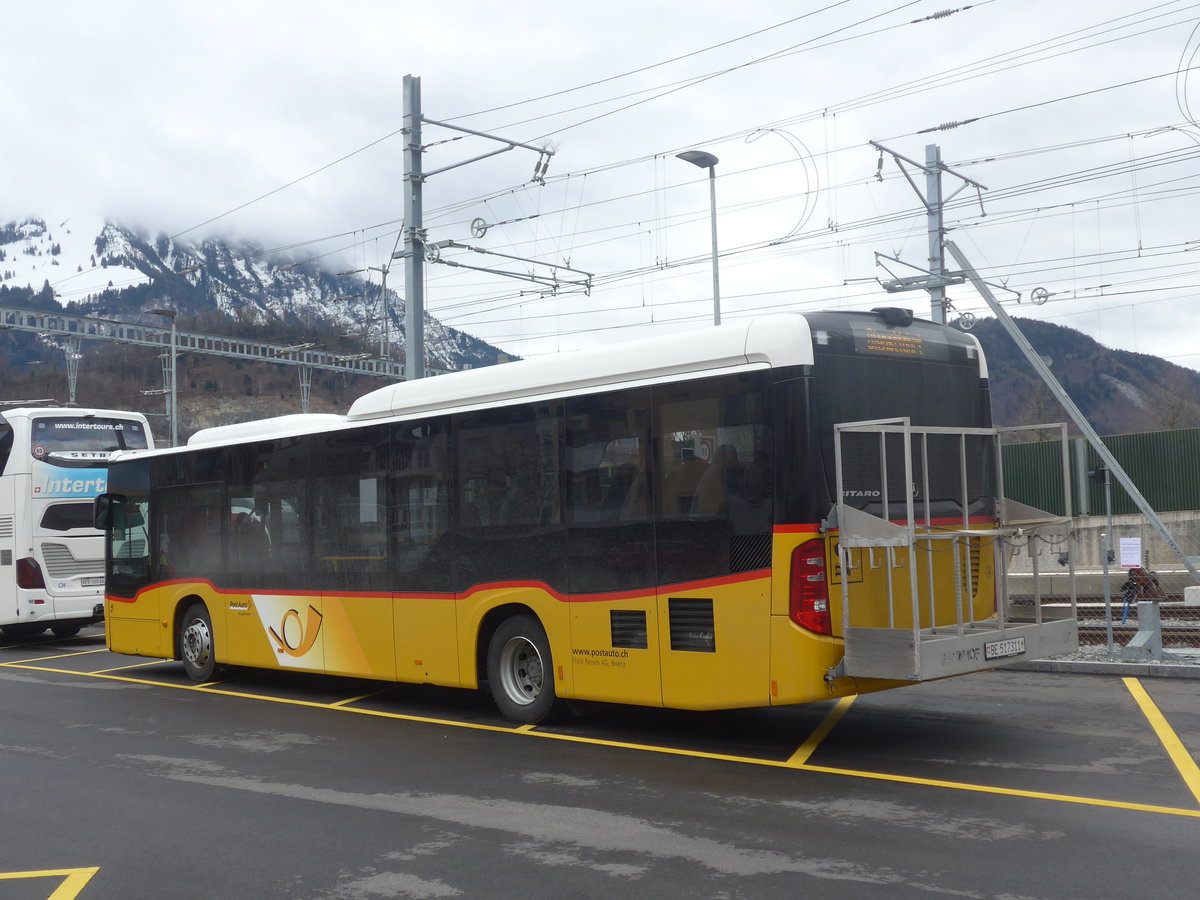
[1073,602,1199,647]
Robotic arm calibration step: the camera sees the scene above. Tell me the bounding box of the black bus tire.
[486,614,566,725]
[179,602,218,682]
[50,622,82,638]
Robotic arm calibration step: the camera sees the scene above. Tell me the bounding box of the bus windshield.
[31,417,151,467]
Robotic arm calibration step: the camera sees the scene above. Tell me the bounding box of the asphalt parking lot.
[2,626,1197,899]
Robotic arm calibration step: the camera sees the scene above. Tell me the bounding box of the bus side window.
[110,500,151,579]
[662,453,706,516]
[693,444,742,516]
[263,495,304,570]
[230,508,270,568]
[0,422,12,476]
[165,505,221,577]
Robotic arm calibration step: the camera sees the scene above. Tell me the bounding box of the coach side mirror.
[94,493,126,531]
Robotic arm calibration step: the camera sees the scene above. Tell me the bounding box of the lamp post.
[148,308,178,447]
[676,149,721,325]
[1090,466,1115,655]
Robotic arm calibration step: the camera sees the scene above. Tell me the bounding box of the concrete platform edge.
[1008,658,1200,678]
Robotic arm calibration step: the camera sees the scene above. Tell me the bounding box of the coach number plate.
[984,636,1026,660]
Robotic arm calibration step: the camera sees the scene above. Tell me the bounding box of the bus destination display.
[851,321,949,361]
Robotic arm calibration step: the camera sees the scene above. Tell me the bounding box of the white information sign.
[1119,537,1142,568]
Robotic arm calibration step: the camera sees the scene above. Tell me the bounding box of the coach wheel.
[486,614,565,725]
[179,603,217,683]
[50,622,82,638]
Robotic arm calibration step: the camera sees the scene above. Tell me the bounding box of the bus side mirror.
[94,493,126,531]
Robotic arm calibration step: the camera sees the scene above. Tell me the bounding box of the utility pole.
[395,75,564,379]
[870,141,984,323]
[147,308,178,446]
[925,144,946,323]
[379,265,391,363]
[401,74,425,381]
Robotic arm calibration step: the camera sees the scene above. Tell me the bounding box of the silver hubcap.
[182,617,212,671]
[498,636,543,707]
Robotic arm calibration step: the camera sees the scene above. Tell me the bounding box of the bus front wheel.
[486,615,565,725]
[179,603,217,683]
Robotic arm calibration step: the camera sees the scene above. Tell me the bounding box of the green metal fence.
[1002,427,1200,517]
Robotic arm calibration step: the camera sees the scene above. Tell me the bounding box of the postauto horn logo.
[266,604,323,658]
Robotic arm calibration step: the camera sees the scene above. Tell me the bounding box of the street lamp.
[676,149,721,325]
[147,308,178,447]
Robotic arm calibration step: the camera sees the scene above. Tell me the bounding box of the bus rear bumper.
[842,611,1079,681]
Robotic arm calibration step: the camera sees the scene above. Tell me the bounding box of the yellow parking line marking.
[0,648,107,665]
[9,662,527,735]
[1123,677,1200,807]
[192,676,248,691]
[796,762,1200,818]
[330,688,393,708]
[786,695,855,767]
[90,659,172,675]
[0,866,99,899]
[10,660,1200,820]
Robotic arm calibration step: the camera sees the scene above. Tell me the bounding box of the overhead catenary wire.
[37,2,1200,363]
[142,3,1190,289]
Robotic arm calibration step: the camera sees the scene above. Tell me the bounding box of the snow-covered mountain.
[1,215,151,299]
[0,216,506,371]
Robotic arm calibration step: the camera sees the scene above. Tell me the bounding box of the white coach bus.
[1,406,152,638]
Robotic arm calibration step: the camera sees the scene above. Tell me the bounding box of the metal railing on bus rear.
[830,419,1079,681]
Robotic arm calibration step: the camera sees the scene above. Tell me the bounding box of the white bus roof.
[118,310,984,456]
[188,413,346,447]
[348,314,816,423]
[0,406,151,422]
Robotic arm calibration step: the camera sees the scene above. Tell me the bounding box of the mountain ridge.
[961,316,1200,435]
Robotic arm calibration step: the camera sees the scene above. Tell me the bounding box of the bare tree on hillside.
[1148,368,1200,430]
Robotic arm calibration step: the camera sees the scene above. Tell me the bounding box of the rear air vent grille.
[669,598,715,653]
[610,610,648,649]
[40,543,102,579]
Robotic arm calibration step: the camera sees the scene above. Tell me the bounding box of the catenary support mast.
[401,74,426,381]
[945,240,1200,585]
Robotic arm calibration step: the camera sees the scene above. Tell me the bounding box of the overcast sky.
[8,0,1200,366]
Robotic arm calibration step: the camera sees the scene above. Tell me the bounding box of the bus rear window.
[40,502,96,531]
[31,418,149,463]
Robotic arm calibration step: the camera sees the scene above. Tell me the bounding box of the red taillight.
[16,556,46,590]
[789,539,831,635]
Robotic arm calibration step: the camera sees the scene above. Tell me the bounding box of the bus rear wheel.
[50,622,82,638]
[486,614,565,725]
[179,603,217,682]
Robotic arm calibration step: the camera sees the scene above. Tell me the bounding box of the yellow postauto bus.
[95,309,1074,723]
